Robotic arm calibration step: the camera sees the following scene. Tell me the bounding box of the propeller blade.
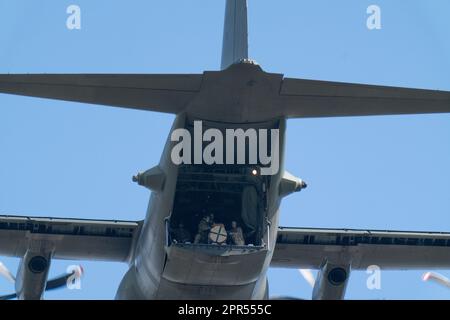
[0,265,83,300]
[0,261,16,300]
[45,274,72,291]
[270,269,315,299]
[0,293,17,300]
[299,269,315,288]
[46,265,83,291]
[0,262,15,284]
[423,272,450,289]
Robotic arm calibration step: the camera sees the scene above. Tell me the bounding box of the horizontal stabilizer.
[279,78,450,118]
[1,70,449,120]
[0,74,202,114]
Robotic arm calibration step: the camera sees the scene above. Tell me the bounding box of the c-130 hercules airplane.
[1,0,450,300]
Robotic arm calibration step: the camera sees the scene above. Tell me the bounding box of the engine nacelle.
[15,251,52,300]
[312,261,350,300]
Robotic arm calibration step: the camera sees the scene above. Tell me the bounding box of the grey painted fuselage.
[115,111,287,300]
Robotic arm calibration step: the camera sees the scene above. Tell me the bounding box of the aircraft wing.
[0,215,141,263]
[279,78,450,118]
[0,74,202,114]
[272,227,450,270]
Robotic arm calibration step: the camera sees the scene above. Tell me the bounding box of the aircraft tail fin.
[221,0,249,70]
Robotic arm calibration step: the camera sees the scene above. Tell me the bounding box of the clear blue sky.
[0,0,449,299]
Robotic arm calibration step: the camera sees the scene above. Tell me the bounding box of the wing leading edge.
[0,215,142,263]
[272,227,450,270]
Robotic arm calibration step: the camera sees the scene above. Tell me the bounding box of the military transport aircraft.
[1,0,450,300]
